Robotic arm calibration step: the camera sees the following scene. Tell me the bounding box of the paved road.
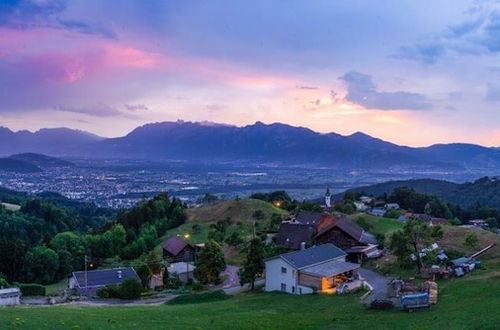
[358,267,391,301]
[221,265,241,289]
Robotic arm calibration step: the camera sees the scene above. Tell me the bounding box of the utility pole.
[84,255,88,296]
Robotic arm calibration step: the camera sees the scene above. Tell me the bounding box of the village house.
[0,287,21,306]
[385,203,400,210]
[161,236,195,262]
[276,211,337,249]
[264,244,361,294]
[69,267,140,296]
[168,262,196,283]
[369,208,386,217]
[315,217,380,262]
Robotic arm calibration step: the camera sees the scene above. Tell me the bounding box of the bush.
[166,290,229,305]
[118,278,143,299]
[164,273,183,289]
[96,279,143,299]
[17,283,46,296]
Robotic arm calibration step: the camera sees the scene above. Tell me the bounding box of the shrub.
[165,273,183,289]
[96,285,120,298]
[166,290,229,305]
[17,283,46,296]
[118,278,143,299]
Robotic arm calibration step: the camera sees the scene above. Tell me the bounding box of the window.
[299,288,302,294]
[281,283,286,292]
[292,286,295,293]
[281,267,287,274]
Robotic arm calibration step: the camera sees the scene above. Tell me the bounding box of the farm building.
[264,244,361,295]
[161,236,195,262]
[69,267,140,296]
[0,288,21,306]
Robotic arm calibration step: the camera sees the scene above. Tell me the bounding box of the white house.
[264,244,360,295]
[0,288,21,306]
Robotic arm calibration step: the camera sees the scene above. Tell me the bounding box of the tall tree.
[239,238,265,290]
[389,219,443,272]
[194,240,226,284]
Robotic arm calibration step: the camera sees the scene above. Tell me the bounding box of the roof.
[72,267,139,288]
[301,260,360,277]
[279,244,346,269]
[316,217,377,245]
[0,287,21,298]
[161,236,191,256]
[276,223,316,250]
[295,210,324,226]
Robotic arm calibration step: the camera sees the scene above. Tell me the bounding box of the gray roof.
[277,223,316,249]
[72,267,139,288]
[295,210,323,226]
[301,260,360,277]
[316,217,377,245]
[280,244,346,269]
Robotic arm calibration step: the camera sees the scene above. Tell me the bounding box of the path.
[358,267,391,301]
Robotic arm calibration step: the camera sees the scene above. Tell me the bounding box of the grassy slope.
[1,202,21,211]
[349,213,404,236]
[2,273,499,329]
[158,199,288,264]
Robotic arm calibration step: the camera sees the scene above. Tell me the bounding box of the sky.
[0,0,499,147]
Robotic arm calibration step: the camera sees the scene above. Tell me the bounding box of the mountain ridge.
[0,121,498,171]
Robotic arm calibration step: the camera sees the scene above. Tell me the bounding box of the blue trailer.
[400,293,430,312]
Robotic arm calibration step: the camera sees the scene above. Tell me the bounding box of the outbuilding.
[0,288,21,306]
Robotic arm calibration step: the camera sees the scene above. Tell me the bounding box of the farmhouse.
[69,267,140,296]
[264,244,361,294]
[0,287,21,306]
[161,236,195,262]
[276,211,338,249]
[315,217,379,262]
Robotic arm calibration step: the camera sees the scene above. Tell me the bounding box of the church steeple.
[324,187,331,208]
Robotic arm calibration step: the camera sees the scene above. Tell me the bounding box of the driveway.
[221,265,240,289]
[358,267,391,301]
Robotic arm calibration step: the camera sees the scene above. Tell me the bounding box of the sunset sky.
[1,0,499,146]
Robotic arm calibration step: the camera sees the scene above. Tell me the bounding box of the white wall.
[265,257,299,294]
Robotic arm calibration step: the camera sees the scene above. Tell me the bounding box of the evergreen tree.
[239,238,265,290]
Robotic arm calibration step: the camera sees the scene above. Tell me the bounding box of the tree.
[239,238,265,290]
[464,233,479,249]
[225,231,244,247]
[389,219,443,272]
[355,216,373,232]
[24,246,60,284]
[118,278,143,299]
[194,240,226,284]
[485,217,498,230]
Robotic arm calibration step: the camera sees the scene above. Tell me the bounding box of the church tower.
[324,187,331,208]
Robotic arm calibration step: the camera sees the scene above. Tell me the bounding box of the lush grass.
[349,213,404,236]
[167,290,229,305]
[1,202,21,211]
[44,279,68,296]
[1,273,499,329]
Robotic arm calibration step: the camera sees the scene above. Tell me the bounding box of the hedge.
[167,290,229,305]
[17,283,46,296]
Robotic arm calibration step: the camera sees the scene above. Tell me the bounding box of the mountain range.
[0,121,499,171]
[0,153,74,173]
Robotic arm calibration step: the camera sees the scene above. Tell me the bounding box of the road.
[358,267,391,301]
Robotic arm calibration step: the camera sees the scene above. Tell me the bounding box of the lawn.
[1,202,21,211]
[2,273,499,329]
[349,213,404,236]
[44,279,68,296]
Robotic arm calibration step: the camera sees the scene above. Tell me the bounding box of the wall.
[265,258,299,294]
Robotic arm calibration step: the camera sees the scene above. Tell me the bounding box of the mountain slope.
[8,153,74,168]
[0,158,42,173]
[340,176,500,209]
[0,127,103,156]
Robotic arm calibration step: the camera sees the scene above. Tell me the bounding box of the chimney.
[300,242,306,250]
[117,270,122,279]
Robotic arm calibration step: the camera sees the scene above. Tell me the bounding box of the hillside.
[340,177,500,209]
[187,198,288,223]
[8,153,73,168]
[0,158,41,173]
[1,275,499,329]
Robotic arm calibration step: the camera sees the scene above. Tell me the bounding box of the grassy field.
[44,279,68,296]
[1,201,21,211]
[349,213,404,236]
[2,271,499,329]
